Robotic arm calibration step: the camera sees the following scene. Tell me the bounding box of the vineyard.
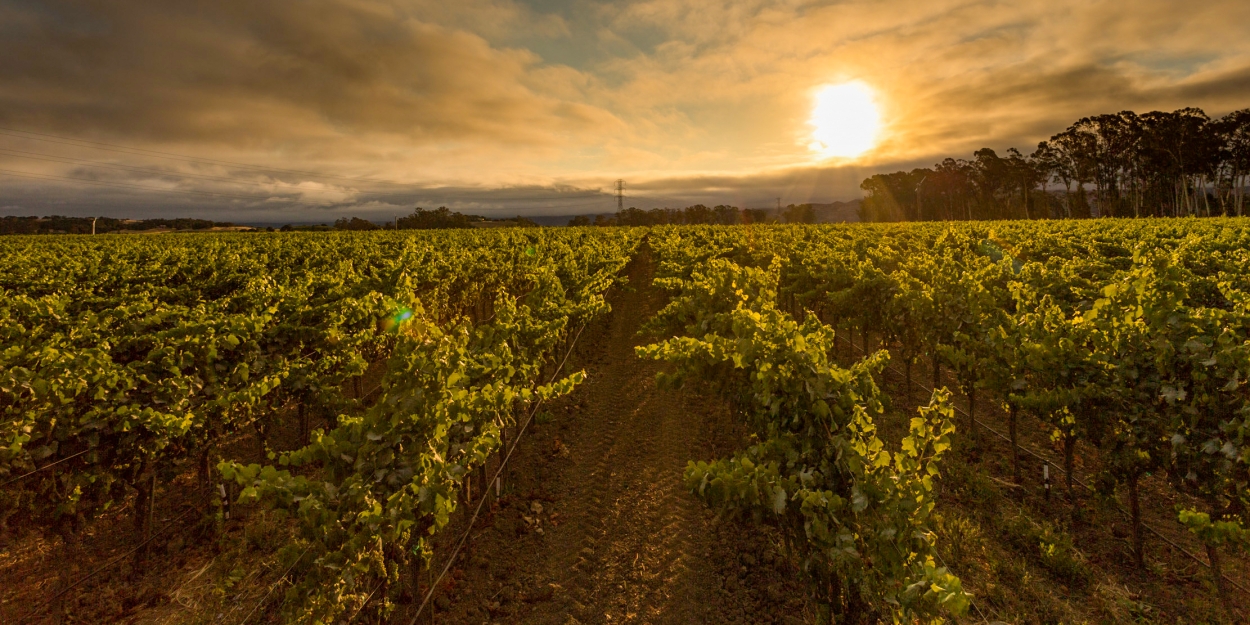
[1,221,1249,624]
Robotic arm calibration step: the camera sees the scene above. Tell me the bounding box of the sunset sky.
[3,0,1249,221]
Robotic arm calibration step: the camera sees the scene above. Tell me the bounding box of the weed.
[1000,514,1090,588]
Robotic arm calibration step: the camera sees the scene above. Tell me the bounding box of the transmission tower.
[615,179,625,212]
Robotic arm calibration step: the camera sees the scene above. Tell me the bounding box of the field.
[2,221,1249,624]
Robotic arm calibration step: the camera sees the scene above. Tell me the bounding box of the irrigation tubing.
[407,322,587,625]
[837,332,1250,597]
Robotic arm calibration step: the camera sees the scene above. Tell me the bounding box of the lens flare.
[380,307,415,333]
[808,82,882,159]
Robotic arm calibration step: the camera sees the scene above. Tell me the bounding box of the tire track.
[436,245,810,625]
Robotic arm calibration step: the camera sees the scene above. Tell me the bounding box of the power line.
[0,146,615,207]
[520,199,615,211]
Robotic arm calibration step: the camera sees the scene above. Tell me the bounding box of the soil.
[426,246,812,624]
[837,334,1250,624]
[4,241,1247,625]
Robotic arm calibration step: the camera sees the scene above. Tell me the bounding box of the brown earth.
[0,245,812,625]
[834,332,1250,624]
[425,246,812,625]
[8,241,1246,625]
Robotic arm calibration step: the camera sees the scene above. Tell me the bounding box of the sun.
[808,82,882,159]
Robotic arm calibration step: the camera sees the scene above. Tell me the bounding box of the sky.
[2,0,1249,222]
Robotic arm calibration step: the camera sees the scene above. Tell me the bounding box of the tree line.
[568,203,816,226]
[335,207,538,230]
[860,107,1250,222]
[0,215,233,234]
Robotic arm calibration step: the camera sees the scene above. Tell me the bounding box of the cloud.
[1,0,1247,218]
[0,0,616,148]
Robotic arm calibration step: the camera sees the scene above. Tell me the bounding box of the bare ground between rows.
[835,333,1249,623]
[0,360,389,625]
[424,247,812,625]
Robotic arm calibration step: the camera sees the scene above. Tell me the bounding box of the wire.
[0,166,614,215]
[627,193,696,208]
[408,323,587,624]
[237,546,311,625]
[932,549,990,623]
[479,193,608,202]
[836,331,1250,597]
[382,193,612,208]
[20,501,203,621]
[344,579,386,624]
[0,160,612,211]
[0,449,91,488]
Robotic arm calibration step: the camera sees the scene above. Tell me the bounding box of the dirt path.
[433,246,809,625]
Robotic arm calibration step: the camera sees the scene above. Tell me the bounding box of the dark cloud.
[0,0,612,145]
[1,0,1246,219]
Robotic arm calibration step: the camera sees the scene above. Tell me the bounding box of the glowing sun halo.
[808,82,882,159]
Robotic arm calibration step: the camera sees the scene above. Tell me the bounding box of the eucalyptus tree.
[1139,108,1218,216]
[930,158,976,221]
[971,148,1010,219]
[1214,109,1250,216]
[1049,127,1098,217]
[1033,140,1076,218]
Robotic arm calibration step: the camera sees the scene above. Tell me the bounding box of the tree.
[858,106,1244,222]
[396,207,482,229]
[781,203,816,224]
[334,216,380,231]
[1214,109,1250,217]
